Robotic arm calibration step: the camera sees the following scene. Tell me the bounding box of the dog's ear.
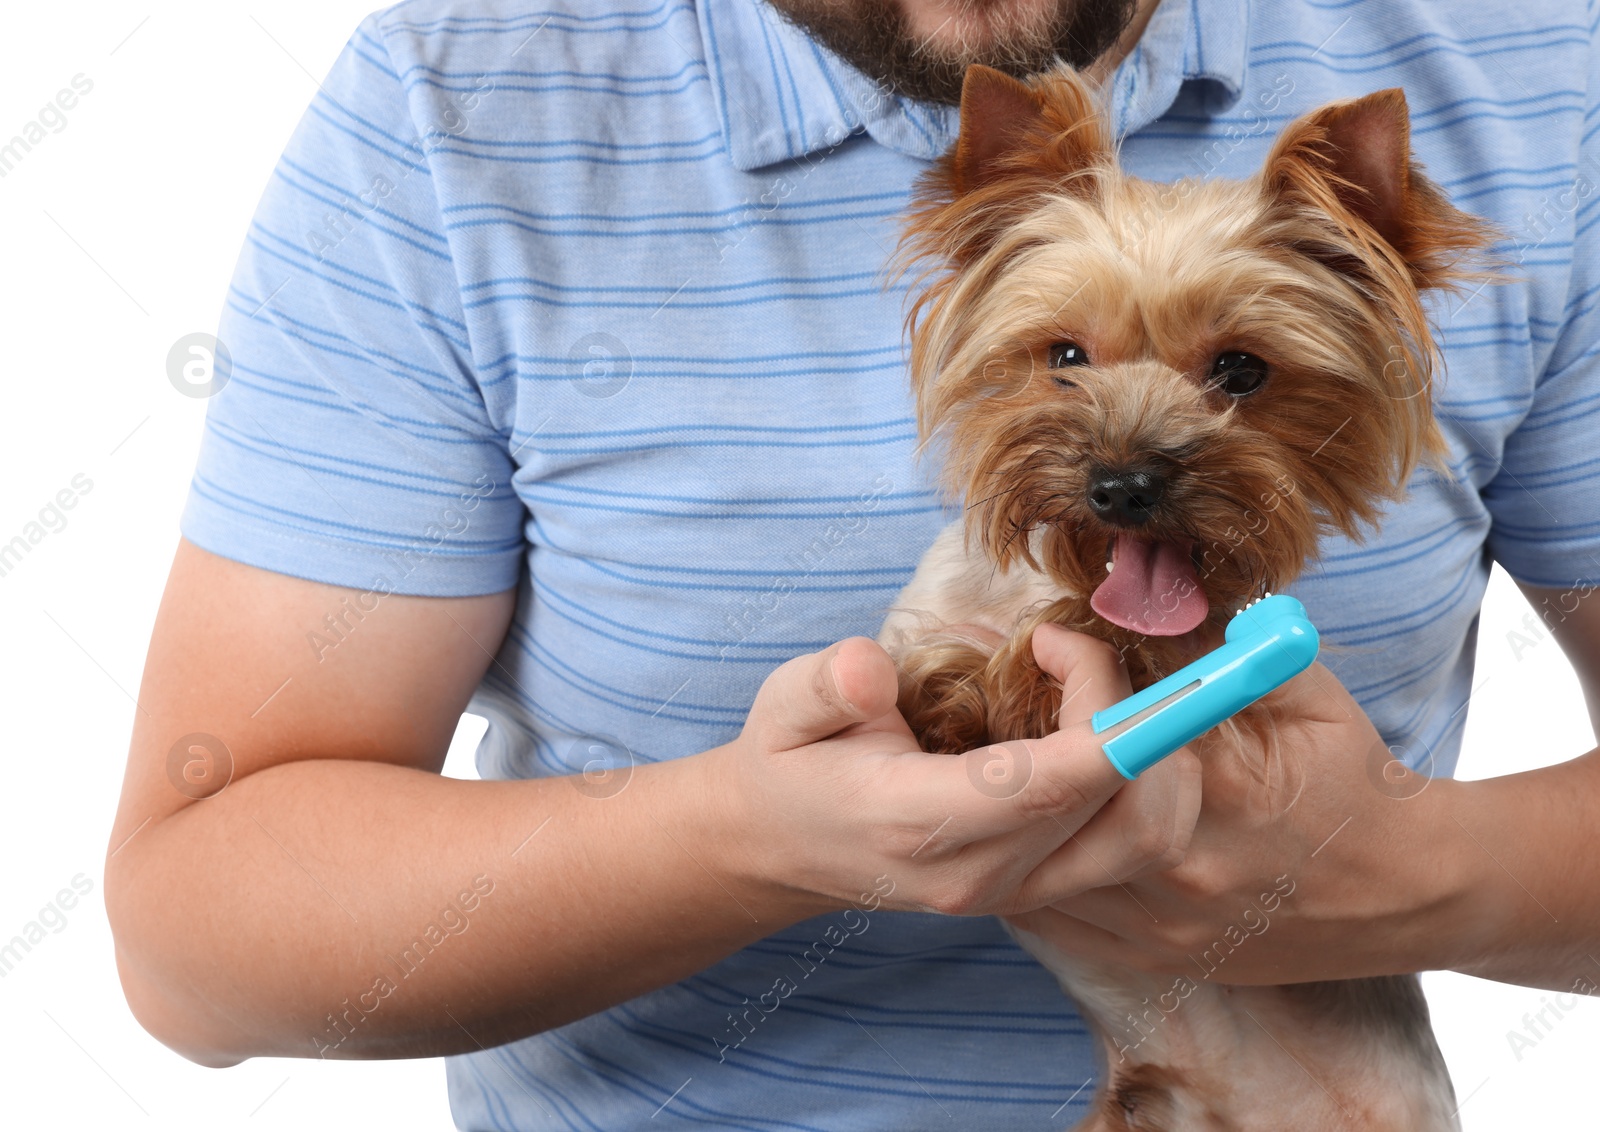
[901,65,1110,270]
[949,64,1108,196]
[1260,89,1499,486]
[950,66,1046,193]
[1260,88,1495,293]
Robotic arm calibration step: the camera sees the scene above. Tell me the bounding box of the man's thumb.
[756,637,900,749]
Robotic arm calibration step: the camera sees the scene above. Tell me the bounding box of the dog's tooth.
[1105,561,1114,573]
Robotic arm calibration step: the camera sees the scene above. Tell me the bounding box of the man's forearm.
[1428,747,1600,991]
[107,749,827,1066]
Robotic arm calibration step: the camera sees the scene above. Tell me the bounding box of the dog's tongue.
[1091,535,1208,636]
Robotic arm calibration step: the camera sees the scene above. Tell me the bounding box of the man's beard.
[765,0,1137,105]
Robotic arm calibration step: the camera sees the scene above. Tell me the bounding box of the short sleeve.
[179,13,523,596]
[1484,9,1600,589]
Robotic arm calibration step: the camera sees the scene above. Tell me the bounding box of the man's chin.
[762,0,1137,105]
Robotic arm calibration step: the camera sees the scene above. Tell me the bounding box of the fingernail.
[828,651,861,715]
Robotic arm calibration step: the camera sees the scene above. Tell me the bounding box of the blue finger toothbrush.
[1090,593,1319,779]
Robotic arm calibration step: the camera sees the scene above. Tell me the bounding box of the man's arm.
[1435,581,1600,989]
[1521,581,1600,731]
[105,540,823,1066]
[107,540,1199,1066]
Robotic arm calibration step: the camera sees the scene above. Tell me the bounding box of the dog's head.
[898,65,1498,642]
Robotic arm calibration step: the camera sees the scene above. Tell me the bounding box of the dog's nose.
[1086,466,1167,526]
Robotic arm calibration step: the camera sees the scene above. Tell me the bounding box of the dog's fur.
[877,64,1497,1129]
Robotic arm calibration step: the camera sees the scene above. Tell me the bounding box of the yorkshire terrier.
[878,65,1497,1130]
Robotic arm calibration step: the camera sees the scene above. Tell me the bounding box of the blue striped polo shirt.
[181,0,1600,1126]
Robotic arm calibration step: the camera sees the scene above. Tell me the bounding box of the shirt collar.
[1110,0,1251,137]
[698,0,1252,172]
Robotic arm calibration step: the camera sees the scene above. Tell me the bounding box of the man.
[106,0,1600,1127]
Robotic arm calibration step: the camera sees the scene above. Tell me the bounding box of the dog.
[877,64,1498,1130]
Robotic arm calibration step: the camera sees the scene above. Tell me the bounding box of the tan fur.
[877,63,1500,1129]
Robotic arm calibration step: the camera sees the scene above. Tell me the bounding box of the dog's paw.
[893,633,999,754]
[980,630,1063,743]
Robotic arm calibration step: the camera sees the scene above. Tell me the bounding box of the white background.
[0,2,1594,1128]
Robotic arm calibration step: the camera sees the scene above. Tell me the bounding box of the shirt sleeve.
[1482,12,1600,590]
[179,12,523,597]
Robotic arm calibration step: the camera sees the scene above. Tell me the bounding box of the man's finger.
[893,719,1133,849]
[1031,621,1134,728]
[969,624,1144,828]
[1262,658,1359,724]
[890,627,1145,844]
[754,636,901,750]
[1002,906,1132,968]
[1009,748,1202,907]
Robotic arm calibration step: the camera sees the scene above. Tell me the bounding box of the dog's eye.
[1209,351,1268,397]
[1048,342,1089,386]
[1048,342,1089,368]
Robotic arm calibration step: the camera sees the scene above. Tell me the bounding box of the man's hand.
[1007,584,1600,998]
[106,542,1203,1067]
[710,624,1203,918]
[1004,655,1487,985]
